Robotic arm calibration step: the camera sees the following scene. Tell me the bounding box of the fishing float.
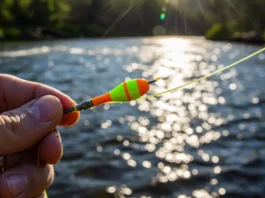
[63,78,160,115]
[63,47,265,116]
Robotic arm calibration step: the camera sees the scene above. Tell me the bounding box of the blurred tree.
[0,0,265,40]
[0,0,15,24]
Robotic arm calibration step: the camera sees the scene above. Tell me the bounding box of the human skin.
[0,74,80,198]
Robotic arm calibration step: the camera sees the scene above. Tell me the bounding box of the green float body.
[109,79,149,102]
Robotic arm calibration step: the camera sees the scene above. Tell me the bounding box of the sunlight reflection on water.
[1,37,265,198]
[117,37,264,198]
[120,37,227,198]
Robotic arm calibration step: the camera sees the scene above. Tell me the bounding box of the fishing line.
[137,47,265,100]
[64,47,265,114]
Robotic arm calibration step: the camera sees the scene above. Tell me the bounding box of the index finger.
[0,74,80,126]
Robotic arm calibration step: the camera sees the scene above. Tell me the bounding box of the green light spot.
[160,13,166,21]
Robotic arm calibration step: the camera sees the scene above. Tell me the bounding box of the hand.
[0,74,80,198]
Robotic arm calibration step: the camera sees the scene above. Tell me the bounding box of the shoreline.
[0,35,264,46]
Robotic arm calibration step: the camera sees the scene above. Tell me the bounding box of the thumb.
[0,95,63,155]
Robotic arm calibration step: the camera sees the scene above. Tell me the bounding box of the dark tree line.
[0,0,265,41]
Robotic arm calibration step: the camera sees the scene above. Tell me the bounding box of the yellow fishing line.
[63,47,265,114]
[93,47,265,106]
[137,47,265,100]
[44,190,48,198]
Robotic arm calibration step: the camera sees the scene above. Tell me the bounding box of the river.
[0,37,265,198]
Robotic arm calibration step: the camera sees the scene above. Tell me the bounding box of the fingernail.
[29,96,61,122]
[7,174,28,197]
[54,130,62,142]
[54,130,63,163]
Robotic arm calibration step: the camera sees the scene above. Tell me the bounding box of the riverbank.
[207,31,265,45]
[1,27,264,45]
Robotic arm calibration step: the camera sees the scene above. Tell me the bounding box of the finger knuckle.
[1,111,19,130]
[0,111,28,152]
[0,113,17,143]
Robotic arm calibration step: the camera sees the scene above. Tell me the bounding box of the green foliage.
[57,23,81,37]
[0,27,4,37]
[84,24,105,37]
[1,9,14,22]
[0,0,265,40]
[4,27,21,39]
[0,0,14,22]
[18,0,31,10]
[206,24,231,40]
[50,0,71,22]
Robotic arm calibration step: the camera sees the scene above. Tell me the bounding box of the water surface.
[1,37,265,198]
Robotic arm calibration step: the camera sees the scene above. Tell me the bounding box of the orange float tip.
[92,93,111,106]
